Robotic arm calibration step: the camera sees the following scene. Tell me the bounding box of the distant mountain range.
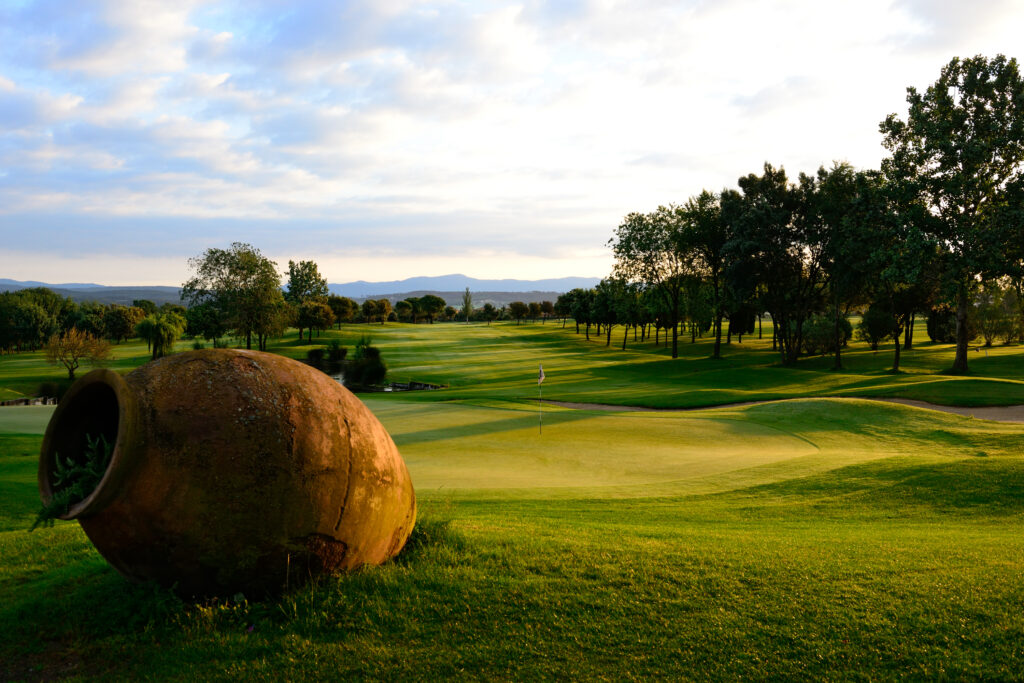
[0,274,600,307]
[0,279,183,306]
[328,274,600,298]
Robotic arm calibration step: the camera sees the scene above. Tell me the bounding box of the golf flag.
[538,365,545,385]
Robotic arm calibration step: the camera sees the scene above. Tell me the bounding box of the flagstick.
[538,381,542,435]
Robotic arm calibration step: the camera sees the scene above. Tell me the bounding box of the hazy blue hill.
[0,278,103,290]
[0,280,182,306]
[1,274,599,307]
[328,274,600,298]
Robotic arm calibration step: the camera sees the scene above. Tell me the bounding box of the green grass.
[264,319,1024,408]
[2,322,1024,679]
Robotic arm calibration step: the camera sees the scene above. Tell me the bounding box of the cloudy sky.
[1,1,1021,286]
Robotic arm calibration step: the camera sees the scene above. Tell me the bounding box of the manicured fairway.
[1,322,1024,679]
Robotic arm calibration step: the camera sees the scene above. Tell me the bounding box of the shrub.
[347,336,387,387]
[927,305,978,344]
[802,314,852,355]
[856,305,894,351]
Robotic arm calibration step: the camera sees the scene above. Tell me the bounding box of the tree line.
[582,54,1024,374]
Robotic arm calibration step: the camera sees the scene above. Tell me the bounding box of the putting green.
[365,396,1017,499]
[0,406,54,435]
[10,396,1020,501]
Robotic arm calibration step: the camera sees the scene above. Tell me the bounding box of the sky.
[1,0,1022,286]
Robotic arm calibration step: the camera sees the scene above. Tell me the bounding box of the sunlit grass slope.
[2,320,1024,679]
[4,319,1024,407]
[2,393,1024,679]
[267,319,1024,407]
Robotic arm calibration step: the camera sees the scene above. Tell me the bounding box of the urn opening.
[39,369,129,519]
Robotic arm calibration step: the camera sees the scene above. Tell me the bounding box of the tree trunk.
[671,322,678,358]
[713,314,723,358]
[606,324,612,346]
[904,313,914,350]
[758,314,762,339]
[246,330,252,350]
[622,326,628,350]
[951,282,970,374]
[892,328,902,372]
[832,298,843,371]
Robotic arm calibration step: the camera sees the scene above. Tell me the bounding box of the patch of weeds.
[31,434,112,531]
[395,516,466,565]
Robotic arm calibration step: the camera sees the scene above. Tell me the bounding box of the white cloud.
[1,0,1022,284]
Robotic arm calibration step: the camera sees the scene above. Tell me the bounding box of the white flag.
[538,365,545,385]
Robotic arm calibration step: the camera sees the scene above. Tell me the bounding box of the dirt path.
[543,398,1024,423]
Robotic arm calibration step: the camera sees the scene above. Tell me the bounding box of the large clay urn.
[38,349,416,597]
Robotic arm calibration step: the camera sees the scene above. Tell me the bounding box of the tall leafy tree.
[508,301,528,325]
[880,54,1024,374]
[181,242,286,350]
[609,207,690,358]
[285,260,329,304]
[376,299,393,324]
[679,190,731,358]
[800,162,873,370]
[419,294,446,324]
[726,163,825,366]
[327,294,357,328]
[461,288,473,323]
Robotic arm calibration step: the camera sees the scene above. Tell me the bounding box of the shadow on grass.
[734,456,1024,514]
[0,511,470,680]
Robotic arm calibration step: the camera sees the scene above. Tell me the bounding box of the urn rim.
[38,368,138,520]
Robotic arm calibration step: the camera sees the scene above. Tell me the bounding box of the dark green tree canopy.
[181,242,286,350]
[880,54,1024,373]
[285,260,329,304]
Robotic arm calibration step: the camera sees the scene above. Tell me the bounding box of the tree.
[569,289,595,339]
[45,328,110,379]
[376,299,393,325]
[151,312,185,359]
[394,299,413,322]
[186,300,228,344]
[132,299,157,316]
[182,243,286,351]
[361,299,378,324]
[726,163,825,366]
[327,295,357,327]
[462,288,473,323]
[508,301,528,324]
[554,293,574,328]
[863,170,942,372]
[285,260,329,304]
[297,301,335,341]
[609,208,689,358]
[880,54,1024,374]
[540,300,554,323]
[679,190,731,358]
[528,301,541,322]
[137,311,186,360]
[799,162,873,370]
[419,294,446,324]
[12,300,54,351]
[402,297,420,323]
[481,302,498,325]
[104,304,145,344]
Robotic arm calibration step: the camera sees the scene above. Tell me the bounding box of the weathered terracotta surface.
[38,349,416,597]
